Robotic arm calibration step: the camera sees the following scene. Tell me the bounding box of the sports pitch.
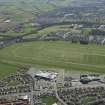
[0,41,105,77]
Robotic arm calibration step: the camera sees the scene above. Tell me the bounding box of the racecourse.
[0,62,18,79]
[0,41,105,76]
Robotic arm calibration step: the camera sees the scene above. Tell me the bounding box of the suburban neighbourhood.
[0,67,105,105]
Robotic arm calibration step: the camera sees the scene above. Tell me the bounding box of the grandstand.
[34,71,58,80]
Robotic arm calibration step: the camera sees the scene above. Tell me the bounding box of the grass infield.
[0,41,105,78]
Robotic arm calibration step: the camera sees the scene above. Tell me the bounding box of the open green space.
[38,25,73,34]
[82,96,96,105]
[0,41,105,76]
[41,96,57,105]
[0,62,18,79]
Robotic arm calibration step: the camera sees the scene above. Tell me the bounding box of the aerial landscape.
[1,0,105,105]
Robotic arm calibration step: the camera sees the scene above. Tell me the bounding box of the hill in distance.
[0,0,101,22]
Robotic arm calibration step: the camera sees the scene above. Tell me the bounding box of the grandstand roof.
[35,71,57,80]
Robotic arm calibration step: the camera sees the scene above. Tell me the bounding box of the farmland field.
[0,41,105,76]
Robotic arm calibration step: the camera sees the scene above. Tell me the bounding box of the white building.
[35,71,58,80]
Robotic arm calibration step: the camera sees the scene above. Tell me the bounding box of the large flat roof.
[35,71,57,80]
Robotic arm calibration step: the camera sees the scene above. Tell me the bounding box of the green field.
[41,96,57,105]
[0,41,105,76]
[0,62,18,79]
[37,25,75,35]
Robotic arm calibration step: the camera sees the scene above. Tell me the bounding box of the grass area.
[38,25,81,35]
[82,96,96,105]
[0,41,105,74]
[41,96,57,105]
[38,25,67,34]
[0,62,18,79]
